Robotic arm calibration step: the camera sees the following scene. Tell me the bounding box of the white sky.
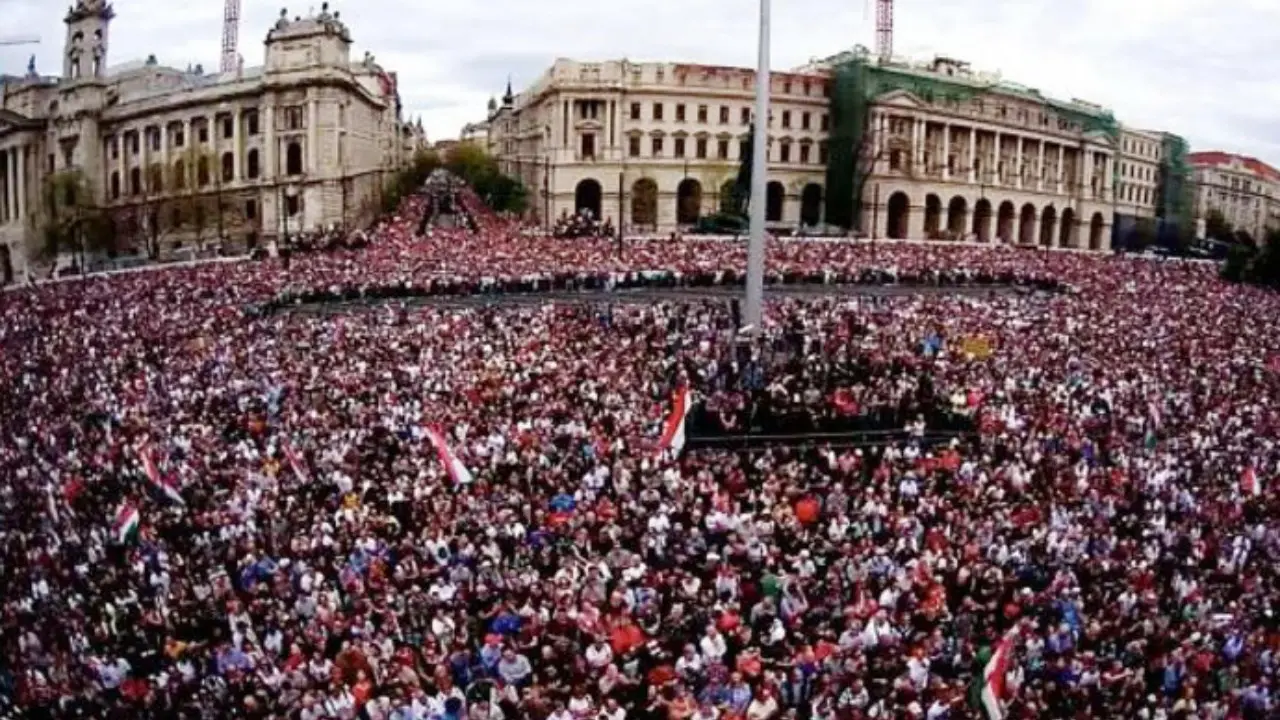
[4,0,1278,165]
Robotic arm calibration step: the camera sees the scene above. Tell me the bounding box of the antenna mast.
[220,0,240,74]
[875,0,893,61]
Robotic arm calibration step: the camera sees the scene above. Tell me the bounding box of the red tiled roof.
[1188,151,1280,183]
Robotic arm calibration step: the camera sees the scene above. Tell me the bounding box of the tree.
[442,144,527,213]
[36,170,113,272]
[1204,209,1233,243]
[1131,217,1158,252]
[170,146,220,251]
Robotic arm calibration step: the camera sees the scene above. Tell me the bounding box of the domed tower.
[63,0,115,81]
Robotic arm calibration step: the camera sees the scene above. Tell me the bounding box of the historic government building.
[484,48,1191,251]
[0,0,413,282]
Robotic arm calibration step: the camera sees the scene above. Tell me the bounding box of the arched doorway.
[946,196,968,240]
[575,178,602,218]
[631,178,658,228]
[923,194,942,239]
[1018,203,1037,245]
[1039,205,1057,247]
[800,183,822,226]
[676,178,703,224]
[719,180,737,214]
[996,201,1015,243]
[766,181,785,222]
[1059,208,1076,248]
[972,199,992,242]
[0,245,11,285]
[886,192,910,239]
[1089,212,1105,250]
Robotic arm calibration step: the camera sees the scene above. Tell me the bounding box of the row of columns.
[0,146,28,226]
[873,112,1114,201]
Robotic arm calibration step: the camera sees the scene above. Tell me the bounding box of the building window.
[783,80,792,94]
[799,144,811,164]
[818,141,828,164]
[780,142,791,163]
[740,107,750,125]
[129,167,141,195]
[286,142,303,175]
[245,200,257,220]
[246,111,259,135]
[651,137,664,156]
[675,104,686,122]
[198,123,209,144]
[739,140,748,159]
[110,137,119,160]
[285,194,300,216]
[629,136,641,157]
[223,117,234,139]
[697,105,708,123]
[781,111,791,129]
[222,152,234,182]
[110,171,120,199]
[630,102,641,120]
[696,138,707,159]
[148,128,160,152]
[801,112,811,130]
[652,103,664,121]
[719,106,729,124]
[197,157,210,186]
[247,149,260,179]
[148,164,163,192]
[130,132,140,155]
[674,137,685,158]
[821,114,829,132]
[581,133,596,159]
[717,140,729,159]
[173,160,186,189]
[175,129,185,148]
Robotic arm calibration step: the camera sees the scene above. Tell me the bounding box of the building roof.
[1188,151,1280,183]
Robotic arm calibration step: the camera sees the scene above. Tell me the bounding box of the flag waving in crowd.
[424,426,473,485]
[657,386,692,456]
[112,501,140,545]
[137,443,184,505]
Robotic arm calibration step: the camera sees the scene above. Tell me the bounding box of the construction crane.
[875,0,893,62]
[0,36,41,47]
[220,0,240,74]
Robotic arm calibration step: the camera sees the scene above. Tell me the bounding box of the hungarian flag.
[138,444,184,505]
[974,630,1018,719]
[424,426,473,485]
[283,441,312,484]
[1241,466,1261,498]
[657,386,692,456]
[113,502,141,544]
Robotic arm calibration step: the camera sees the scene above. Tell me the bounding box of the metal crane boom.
[0,36,41,47]
[875,0,893,61]
[220,0,240,73]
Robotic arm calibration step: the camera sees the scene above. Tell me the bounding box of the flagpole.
[743,0,771,331]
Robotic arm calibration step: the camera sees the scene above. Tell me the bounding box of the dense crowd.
[2,185,1279,720]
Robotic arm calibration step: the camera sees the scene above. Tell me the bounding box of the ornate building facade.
[1188,151,1280,241]
[486,50,1187,251]
[0,0,411,282]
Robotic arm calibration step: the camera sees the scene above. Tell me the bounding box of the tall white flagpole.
[743,0,771,331]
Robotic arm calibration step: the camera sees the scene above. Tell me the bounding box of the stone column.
[1084,150,1094,199]
[161,122,170,183]
[117,135,126,198]
[15,147,25,222]
[307,99,318,174]
[1036,141,1044,192]
[1103,152,1114,202]
[993,132,1002,186]
[263,106,275,179]
[913,118,925,169]
[1056,145,1064,194]
[872,112,883,158]
[140,127,150,192]
[1014,136,1023,189]
[232,110,242,181]
[967,127,976,183]
[942,124,951,181]
[2,148,11,224]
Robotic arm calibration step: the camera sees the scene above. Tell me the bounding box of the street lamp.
[743,0,770,331]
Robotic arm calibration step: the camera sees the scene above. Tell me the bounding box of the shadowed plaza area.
[1,176,1279,720]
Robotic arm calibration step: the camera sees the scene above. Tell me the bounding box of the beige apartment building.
[0,0,411,283]
[1188,151,1280,240]
[485,50,1176,251]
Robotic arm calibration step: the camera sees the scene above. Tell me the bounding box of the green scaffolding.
[1157,133,1191,224]
[822,52,1120,231]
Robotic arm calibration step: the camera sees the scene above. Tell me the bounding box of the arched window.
[110,171,120,199]
[221,152,234,183]
[286,142,303,176]
[246,149,260,179]
[173,160,186,190]
[129,167,141,196]
[197,157,210,186]
[70,59,80,78]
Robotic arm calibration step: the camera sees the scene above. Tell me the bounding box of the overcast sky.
[3,0,1278,164]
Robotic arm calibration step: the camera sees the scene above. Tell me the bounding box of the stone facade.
[0,0,411,282]
[484,52,1183,251]
[1188,151,1280,240]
